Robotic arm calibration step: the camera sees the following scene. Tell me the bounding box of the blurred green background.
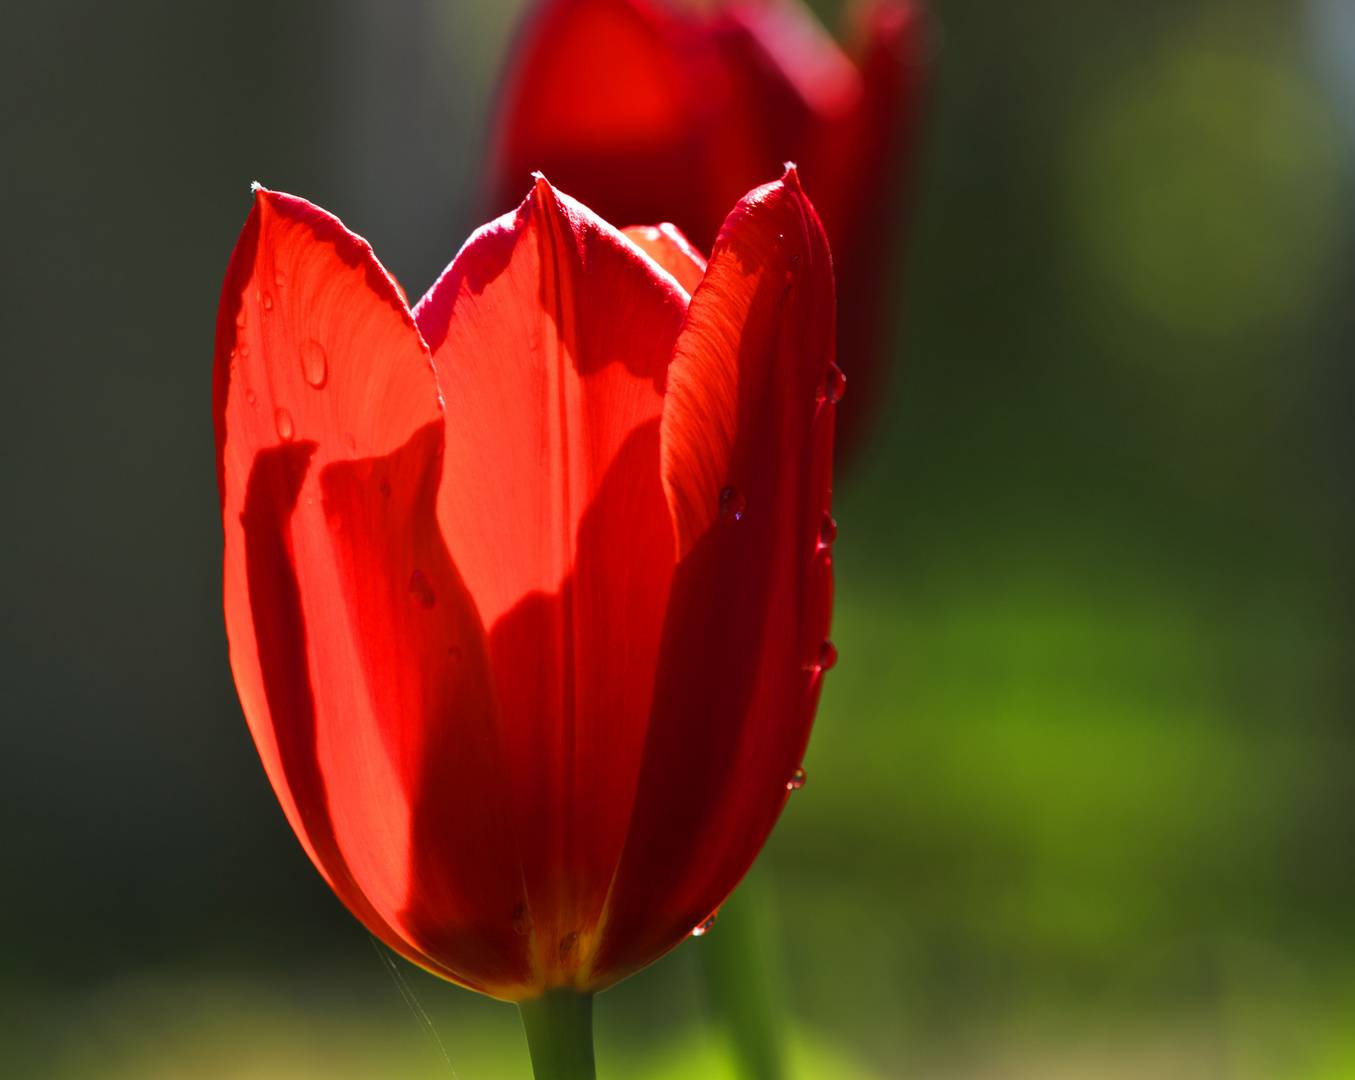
[4,0,1355,1075]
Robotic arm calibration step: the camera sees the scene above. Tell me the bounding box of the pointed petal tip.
[522,172,569,224]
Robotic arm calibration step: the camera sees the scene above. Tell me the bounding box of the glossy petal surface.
[414,178,689,987]
[215,190,529,995]
[622,223,708,295]
[589,168,836,983]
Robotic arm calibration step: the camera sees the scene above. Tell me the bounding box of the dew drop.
[512,903,533,937]
[787,767,807,791]
[692,912,718,937]
[820,512,837,545]
[239,343,251,358]
[274,407,294,442]
[299,339,328,388]
[448,644,463,661]
[558,931,580,961]
[803,638,838,674]
[409,570,436,608]
[236,309,247,328]
[719,485,745,522]
[245,389,256,405]
[816,362,845,404]
[379,478,391,498]
[262,290,274,310]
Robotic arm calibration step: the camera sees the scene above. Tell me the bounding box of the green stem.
[518,989,597,1080]
[698,878,784,1080]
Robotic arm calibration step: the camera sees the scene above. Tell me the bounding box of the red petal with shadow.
[589,167,836,983]
[414,177,688,987]
[215,190,530,995]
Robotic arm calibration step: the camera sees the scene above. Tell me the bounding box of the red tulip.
[213,169,837,1002]
[489,0,928,461]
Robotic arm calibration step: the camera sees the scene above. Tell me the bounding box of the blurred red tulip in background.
[489,0,929,461]
[213,169,838,1002]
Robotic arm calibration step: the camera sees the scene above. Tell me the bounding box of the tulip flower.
[489,0,928,462]
[213,168,836,1076]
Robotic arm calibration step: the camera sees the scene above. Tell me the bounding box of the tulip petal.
[621,223,708,296]
[491,0,774,253]
[491,0,926,461]
[589,168,837,984]
[215,190,530,994]
[723,0,863,120]
[414,178,688,986]
[491,0,694,229]
[801,0,928,460]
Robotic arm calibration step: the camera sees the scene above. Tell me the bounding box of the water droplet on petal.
[236,310,247,328]
[558,931,580,961]
[512,903,533,937]
[262,291,274,310]
[274,407,294,442]
[787,767,807,791]
[239,343,250,358]
[719,485,745,522]
[299,339,328,388]
[245,389,256,405]
[820,639,838,671]
[692,912,718,936]
[409,570,435,608]
[379,478,391,498]
[819,362,845,404]
[820,512,837,545]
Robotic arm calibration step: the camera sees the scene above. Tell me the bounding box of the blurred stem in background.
[698,873,785,1080]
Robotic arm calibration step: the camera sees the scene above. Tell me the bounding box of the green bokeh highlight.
[1071,40,1343,339]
